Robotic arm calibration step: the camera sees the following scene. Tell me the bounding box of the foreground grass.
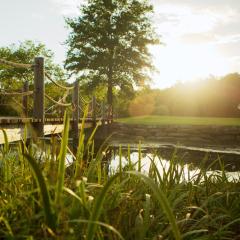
[117,115,240,126]
[0,114,240,239]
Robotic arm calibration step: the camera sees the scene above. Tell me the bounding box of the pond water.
[6,139,240,182]
[106,142,240,182]
[109,150,240,182]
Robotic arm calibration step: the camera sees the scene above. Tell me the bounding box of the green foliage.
[55,112,70,208]
[132,73,240,118]
[0,119,240,239]
[114,83,136,117]
[0,40,68,116]
[116,73,240,118]
[0,40,64,88]
[65,0,159,104]
[24,154,56,230]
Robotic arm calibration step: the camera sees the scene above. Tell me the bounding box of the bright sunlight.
[151,42,230,88]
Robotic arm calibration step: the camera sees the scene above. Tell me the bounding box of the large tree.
[65,0,159,111]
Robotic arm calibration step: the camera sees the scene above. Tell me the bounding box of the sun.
[150,41,230,88]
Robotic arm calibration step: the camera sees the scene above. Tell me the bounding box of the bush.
[129,93,155,116]
[154,104,170,115]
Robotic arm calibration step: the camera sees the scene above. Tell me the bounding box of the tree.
[0,40,65,89]
[65,0,159,112]
[0,40,68,116]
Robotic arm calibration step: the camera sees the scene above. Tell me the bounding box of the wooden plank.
[0,117,31,124]
[0,122,96,144]
[0,127,25,144]
[44,124,64,136]
[0,117,107,125]
[0,124,63,144]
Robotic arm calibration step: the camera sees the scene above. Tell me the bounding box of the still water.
[7,140,240,182]
[109,151,240,182]
[107,143,240,182]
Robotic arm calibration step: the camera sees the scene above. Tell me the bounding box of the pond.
[107,143,240,182]
[6,138,240,182]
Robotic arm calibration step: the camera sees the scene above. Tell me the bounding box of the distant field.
[117,115,240,126]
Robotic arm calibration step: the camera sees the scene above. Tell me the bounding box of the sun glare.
[151,41,230,88]
[150,3,235,88]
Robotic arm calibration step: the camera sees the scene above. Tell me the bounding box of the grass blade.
[86,173,119,240]
[55,112,70,207]
[127,171,182,240]
[24,154,56,230]
[1,129,9,154]
[69,219,124,240]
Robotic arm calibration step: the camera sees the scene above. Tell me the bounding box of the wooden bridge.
[0,57,112,149]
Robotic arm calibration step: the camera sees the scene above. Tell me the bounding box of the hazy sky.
[1,0,240,88]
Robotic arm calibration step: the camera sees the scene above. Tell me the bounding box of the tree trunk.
[107,65,113,119]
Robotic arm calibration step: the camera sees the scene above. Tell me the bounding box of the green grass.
[0,114,240,239]
[117,115,240,126]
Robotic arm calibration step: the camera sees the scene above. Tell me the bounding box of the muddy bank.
[94,123,240,169]
[96,123,240,148]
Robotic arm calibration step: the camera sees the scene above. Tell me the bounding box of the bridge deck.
[0,117,110,144]
[0,117,106,124]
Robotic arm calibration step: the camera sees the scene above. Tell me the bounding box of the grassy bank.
[0,114,240,239]
[117,115,240,126]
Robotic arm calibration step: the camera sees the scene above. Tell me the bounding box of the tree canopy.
[0,40,69,116]
[0,40,66,89]
[65,0,159,107]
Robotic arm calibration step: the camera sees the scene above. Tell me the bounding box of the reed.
[0,116,240,239]
[55,112,70,208]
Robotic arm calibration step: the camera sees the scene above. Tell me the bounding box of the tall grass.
[55,112,70,207]
[0,116,240,239]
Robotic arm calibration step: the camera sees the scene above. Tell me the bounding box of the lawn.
[117,115,240,126]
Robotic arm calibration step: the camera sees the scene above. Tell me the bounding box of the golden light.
[150,3,234,88]
[150,41,230,88]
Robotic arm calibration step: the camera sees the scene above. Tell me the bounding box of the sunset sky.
[1,0,240,88]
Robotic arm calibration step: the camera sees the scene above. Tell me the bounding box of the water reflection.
[8,138,240,182]
[109,150,240,182]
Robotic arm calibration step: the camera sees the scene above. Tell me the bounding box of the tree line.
[126,73,240,118]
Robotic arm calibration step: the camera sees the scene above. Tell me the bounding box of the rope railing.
[78,105,92,114]
[95,100,101,107]
[80,101,89,109]
[11,97,24,109]
[79,95,88,104]
[0,56,112,129]
[45,72,74,91]
[0,58,33,69]
[44,93,72,107]
[0,90,33,97]
[45,104,58,114]
[78,101,104,118]
[0,103,12,106]
[45,90,71,113]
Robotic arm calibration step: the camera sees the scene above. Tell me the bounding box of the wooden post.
[22,81,29,117]
[72,81,79,154]
[101,101,105,124]
[92,95,96,127]
[33,57,45,137]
